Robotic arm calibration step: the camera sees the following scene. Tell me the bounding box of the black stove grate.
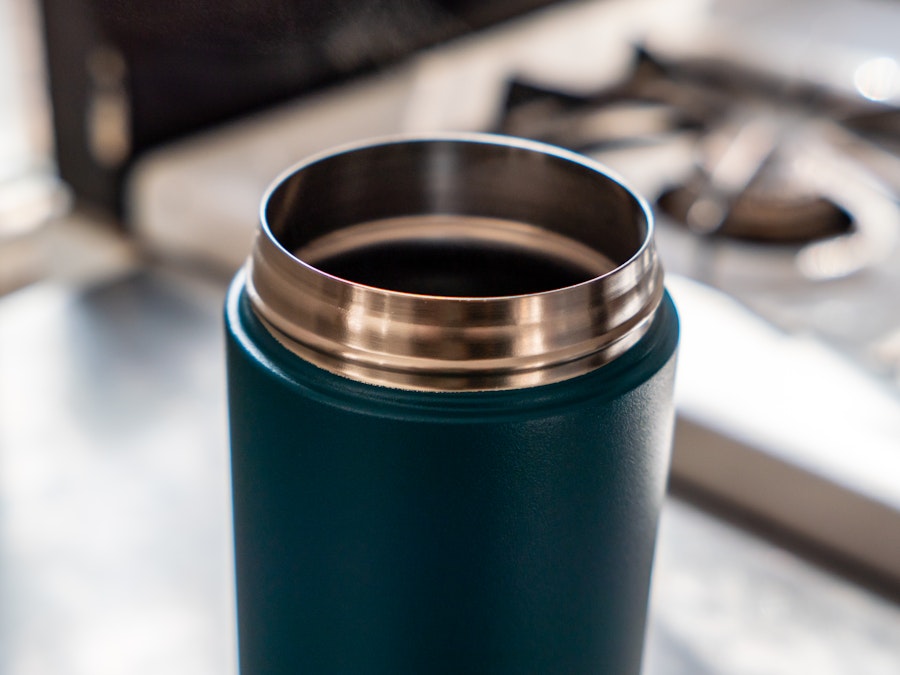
[497,48,899,246]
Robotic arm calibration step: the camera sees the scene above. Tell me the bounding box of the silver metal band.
[246,133,663,391]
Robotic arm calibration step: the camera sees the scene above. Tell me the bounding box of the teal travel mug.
[225,134,678,674]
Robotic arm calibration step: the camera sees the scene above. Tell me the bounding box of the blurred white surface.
[668,273,900,583]
[0,0,51,177]
[0,0,68,295]
[0,265,897,675]
[0,269,236,675]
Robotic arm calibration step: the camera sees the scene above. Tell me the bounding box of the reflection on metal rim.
[246,133,664,391]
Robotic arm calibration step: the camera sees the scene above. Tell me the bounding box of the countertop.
[0,243,897,674]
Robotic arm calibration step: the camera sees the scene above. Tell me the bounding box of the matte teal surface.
[225,274,678,674]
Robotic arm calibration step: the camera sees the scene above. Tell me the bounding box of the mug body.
[225,134,678,674]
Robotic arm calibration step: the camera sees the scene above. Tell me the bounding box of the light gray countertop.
[0,261,897,674]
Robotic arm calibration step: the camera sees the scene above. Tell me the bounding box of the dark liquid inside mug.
[316,238,597,297]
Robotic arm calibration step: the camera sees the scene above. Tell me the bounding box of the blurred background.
[1,0,899,673]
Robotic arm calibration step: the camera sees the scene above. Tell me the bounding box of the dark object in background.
[39,0,561,216]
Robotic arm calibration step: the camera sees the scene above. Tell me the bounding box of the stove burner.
[658,180,852,244]
[657,115,853,243]
[500,50,722,154]
[498,49,900,248]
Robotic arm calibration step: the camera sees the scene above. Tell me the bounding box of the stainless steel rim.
[246,133,663,391]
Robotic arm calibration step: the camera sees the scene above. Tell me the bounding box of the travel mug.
[225,133,678,674]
